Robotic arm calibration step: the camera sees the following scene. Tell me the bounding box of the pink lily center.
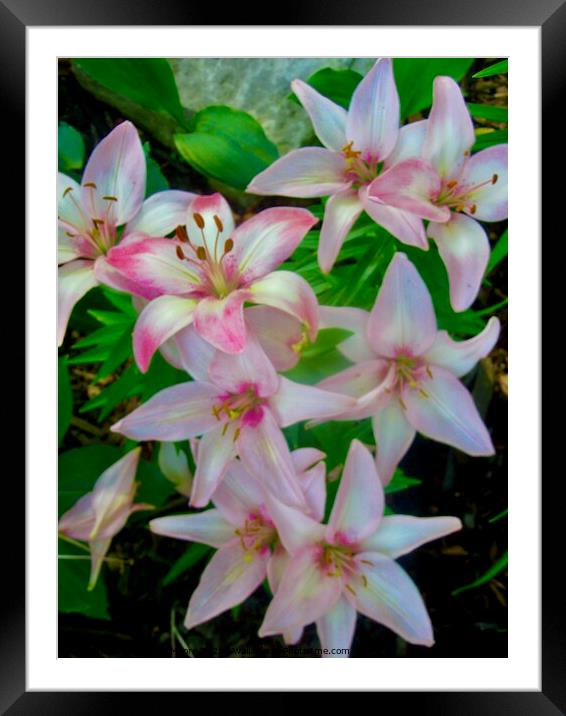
[175,212,238,299]
[212,383,265,440]
[342,141,382,188]
[316,540,374,597]
[391,354,433,402]
[61,182,118,256]
[235,511,277,559]
[435,168,499,216]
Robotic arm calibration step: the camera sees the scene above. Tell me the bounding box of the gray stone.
[169,58,375,153]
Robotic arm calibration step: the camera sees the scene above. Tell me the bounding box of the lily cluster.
[58,57,505,657]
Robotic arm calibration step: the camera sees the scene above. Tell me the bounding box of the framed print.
[4,0,555,707]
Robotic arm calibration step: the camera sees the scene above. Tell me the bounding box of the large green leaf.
[73,58,187,127]
[176,105,279,190]
[58,356,73,447]
[58,122,85,172]
[473,60,508,78]
[393,58,475,118]
[143,142,169,197]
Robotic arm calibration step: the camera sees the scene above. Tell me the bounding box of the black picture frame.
[8,0,553,708]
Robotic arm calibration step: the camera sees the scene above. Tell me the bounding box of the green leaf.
[58,356,73,447]
[73,323,130,349]
[143,142,169,197]
[384,469,422,494]
[176,105,279,190]
[301,328,353,359]
[290,67,363,109]
[162,543,211,586]
[73,58,187,127]
[80,364,140,421]
[487,229,508,275]
[58,122,85,172]
[473,129,508,152]
[488,508,508,524]
[467,103,508,123]
[94,329,133,380]
[452,551,508,596]
[58,539,110,619]
[473,60,508,78]
[394,58,475,118]
[87,309,133,326]
[100,287,137,317]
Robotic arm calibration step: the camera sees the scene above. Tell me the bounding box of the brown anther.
[213,215,224,232]
[175,245,185,260]
[63,186,73,197]
[65,231,75,238]
[102,195,118,202]
[233,427,241,443]
[83,181,97,189]
[419,388,429,398]
[362,575,368,588]
[470,204,477,215]
[464,150,470,156]
[345,584,357,596]
[492,173,499,184]
[426,366,433,379]
[196,246,207,261]
[221,422,229,437]
[193,212,205,229]
[360,559,374,566]
[92,218,104,227]
[224,238,234,254]
[175,225,188,242]
[446,180,458,189]
[399,396,407,410]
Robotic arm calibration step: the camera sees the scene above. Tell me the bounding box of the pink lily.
[259,439,462,656]
[58,448,152,589]
[111,333,355,509]
[150,447,326,629]
[58,120,195,345]
[105,192,318,369]
[247,58,448,273]
[368,76,508,311]
[318,253,499,484]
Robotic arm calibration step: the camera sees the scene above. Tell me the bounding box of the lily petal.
[319,305,374,363]
[81,121,146,225]
[270,376,356,427]
[185,540,269,629]
[372,399,416,485]
[291,79,348,150]
[246,306,304,371]
[428,212,490,312]
[367,252,437,358]
[402,365,495,455]
[316,596,357,656]
[111,381,219,441]
[362,515,462,558]
[318,189,363,273]
[247,147,348,198]
[353,552,434,646]
[249,270,318,341]
[346,58,399,162]
[301,462,327,522]
[125,190,196,236]
[58,259,98,345]
[328,440,383,544]
[238,407,308,510]
[423,76,475,180]
[368,158,450,222]
[227,207,317,285]
[424,316,500,377]
[174,324,216,380]
[193,290,249,354]
[291,447,326,474]
[212,461,264,525]
[264,493,326,555]
[185,193,235,254]
[57,173,90,233]
[208,332,279,398]
[58,492,96,541]
[384,120,427,168]
[191,425,239,508]
[360,187,428,249]
[149,509,234,548]
[106,237,201,296]
[317,360,385,399]
[133,295,197,372]
[460,144,508,222]
[259,547,342,636]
